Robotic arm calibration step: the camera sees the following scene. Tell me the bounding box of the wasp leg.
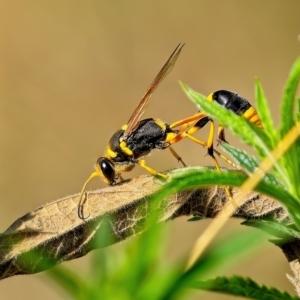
[169,130,206,146]
[190,119,238,209]
[169,113,241,209]
[178,122,191,133]
[211,147,242,170]
[169,146,186,167]
[174,137,237,207]
[185,129,238,210]
[78,170,102,219]
[209,153,238,209]
[177,111,202,133]
[192,119,241,169]
[203,120,241,169]
[170,115,242,170]
[169,111,206,129]
[138,159,168,179]
[169,115,209,147]
[166,115,207,168]
[217,125,229,145]
[206,118,215,156]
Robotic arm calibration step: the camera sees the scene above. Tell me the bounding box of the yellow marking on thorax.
[106,147,117,158]
[154,119,166,131]
[121,124,128,130]
[120,141,133,156]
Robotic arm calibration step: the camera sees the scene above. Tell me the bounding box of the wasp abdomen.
[212,90,252,115]
[210,90,261,127]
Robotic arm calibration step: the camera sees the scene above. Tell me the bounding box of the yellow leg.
[138,159,168,179]
[178,121,192,133]
[206,119,215,156]
[169,146,186,167]
[168,125,207,147]
[178,132,238,209]
[217,125,227,143]
[210,154,237,209]
[185,117,241,168]
[78,171,101,219]
[170,112,239,209]
[169,117,241,170]
[169,111,206,129]
[169,113,209,148]
[183,132,206,146]
[213,148,242,170]
[177,111,203,133]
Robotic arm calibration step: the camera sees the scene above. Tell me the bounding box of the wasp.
[77,43,262,219]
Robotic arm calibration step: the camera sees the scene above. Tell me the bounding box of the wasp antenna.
[78,171,101,219]
[78,192,90,220]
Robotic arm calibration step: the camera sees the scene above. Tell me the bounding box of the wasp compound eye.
[97,157,116,185]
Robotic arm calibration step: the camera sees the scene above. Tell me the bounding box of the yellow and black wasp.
[78,43,261,219]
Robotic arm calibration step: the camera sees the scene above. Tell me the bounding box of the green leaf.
[278,57,300,198]
[189,276,299,300]
[161,230,267,299]
[254,78,278,146]
[155,167,300,229]
[297,98,300,185]
[221,143,284,188]
[279,56,300,137]
[242,219,300,240]
[297,98,300,121]
[47,265,87,299]
[89,218,117,292]
[221,143,259,173]
[187,216,203,222]
[163,167,298,212]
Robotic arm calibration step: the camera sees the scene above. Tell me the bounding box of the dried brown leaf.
[0,168,294,281]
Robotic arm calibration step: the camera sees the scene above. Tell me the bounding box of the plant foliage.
[45,56,300,299]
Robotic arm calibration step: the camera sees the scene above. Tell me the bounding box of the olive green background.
[1,1,300,299]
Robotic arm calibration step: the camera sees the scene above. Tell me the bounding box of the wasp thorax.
[97,157,116,185]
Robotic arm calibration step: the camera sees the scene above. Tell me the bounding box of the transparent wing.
[123,43,185,139]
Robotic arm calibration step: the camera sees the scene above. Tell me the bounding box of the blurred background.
[1,1,300,299]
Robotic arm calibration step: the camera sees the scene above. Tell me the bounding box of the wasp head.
[96,157,117,185]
